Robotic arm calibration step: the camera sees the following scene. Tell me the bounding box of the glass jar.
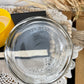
[5,16,73,83]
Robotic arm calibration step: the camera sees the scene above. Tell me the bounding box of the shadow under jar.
[5,16,73,84]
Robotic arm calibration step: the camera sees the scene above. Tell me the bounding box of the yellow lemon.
[0,22,5,31]
[0,8,15,47]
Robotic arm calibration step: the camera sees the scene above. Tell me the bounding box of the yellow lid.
[0,8,15,47]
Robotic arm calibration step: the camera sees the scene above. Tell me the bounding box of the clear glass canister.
[5,16,73,83]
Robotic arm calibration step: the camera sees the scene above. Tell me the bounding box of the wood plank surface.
[63,11,84,84]
[75,15,84,84]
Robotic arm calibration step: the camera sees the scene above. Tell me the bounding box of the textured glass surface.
[5,17,72,83]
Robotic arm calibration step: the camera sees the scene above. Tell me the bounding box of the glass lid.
[5,16,73,83]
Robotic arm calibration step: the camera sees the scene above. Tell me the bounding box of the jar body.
[5,17,73,83]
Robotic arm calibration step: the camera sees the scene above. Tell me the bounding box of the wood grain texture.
[75,49,84,84]
[62,11,72,20]
[75,15,84,84]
